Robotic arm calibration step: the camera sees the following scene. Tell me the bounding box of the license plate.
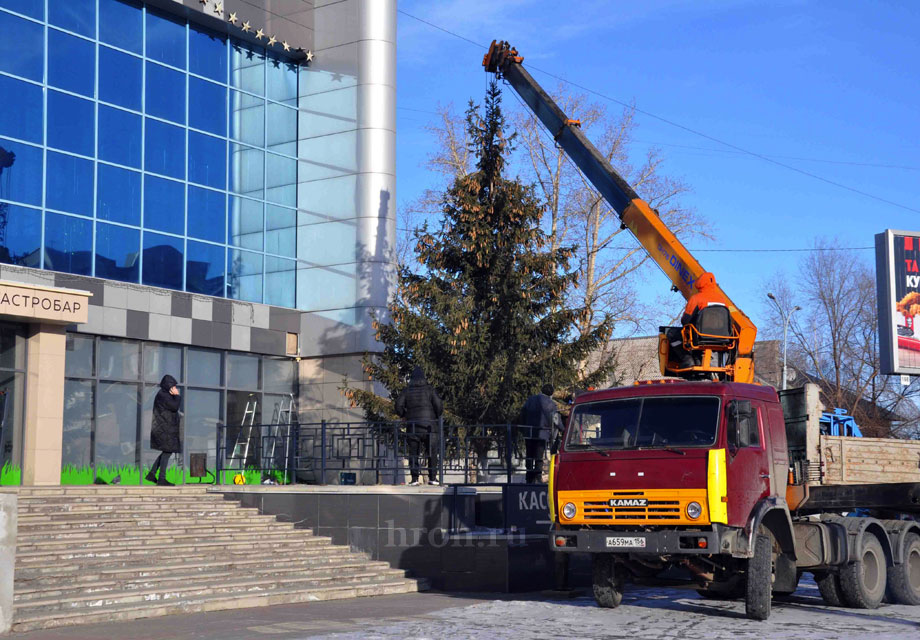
[606,536,646,548]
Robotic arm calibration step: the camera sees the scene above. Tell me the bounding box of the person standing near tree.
[519,384,561,484]
[147,375,181,486]
[395,367,444,486]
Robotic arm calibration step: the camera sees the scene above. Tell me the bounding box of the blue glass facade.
[0,0,299,304]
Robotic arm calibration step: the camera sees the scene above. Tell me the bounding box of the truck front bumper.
[550,524,740,555]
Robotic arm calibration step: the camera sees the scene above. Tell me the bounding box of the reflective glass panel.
[266,103,296,155]
[0,10,43,81]
[145,119,185,179]
[264,257,295,308]
[95,222,140,282]
[187,186,225,243]
[44,212,93,276]
[48,29,95,97]
[188,131,226,190]
[189,25,226,83]
[189,77,226,136]
[143,343,183,383]
[0,205,41,268]
[49,0,95,38]
[0,323,25,370]
[146,62,186,124]
[47,91,94,156]
[186,240,225,297]
[146,9,185,69]
[140,384,161,469]
[0,369,24,476]
[142,231,183,290]
[265,205,295,257]
[185,388,221,470]
[229,144,263,199]
[187,348,221,387]
[95,381,138,468]
[96,163,141,224]
[62,379,93,467]
[98,106,141,168]
[0,75,42,143]
[266,57,298,106]
[0,138,42,206]
[262,358,294,394]
[45,152,94,216]
[143,176,184,235]
[230,91,264,146]
[228,196,262,250]
[65,333,95,377]
[227,353,259,389]
[99,0,141,53]
[231,43,264,95]
[98,337,139,379]
[265,153,296,207]
[227,248,262,303]
[0,0,43,20]
[99,47,142,110]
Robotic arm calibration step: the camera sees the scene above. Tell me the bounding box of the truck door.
[763,403,790,498]
[725,398,771,526]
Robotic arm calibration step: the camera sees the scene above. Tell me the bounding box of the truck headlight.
[562,502,576,520]
[686,501,702,520]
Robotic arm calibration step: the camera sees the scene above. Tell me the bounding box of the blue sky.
[395,0,919,333]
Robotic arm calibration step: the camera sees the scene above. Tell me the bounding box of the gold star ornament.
[241,21,251,32]
[214,1,222,13]
[305,50,314,63]
[281,41,290,52]
[255,28,265,40]
[267,35,277,46]
[228,12,238,24]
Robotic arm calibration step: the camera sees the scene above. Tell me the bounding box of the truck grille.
[557,489,710,526]
[583,495,681,521]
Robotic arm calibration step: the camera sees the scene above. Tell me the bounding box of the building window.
[0,1,302,307]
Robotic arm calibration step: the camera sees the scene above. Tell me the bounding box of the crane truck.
[483,40,920,620]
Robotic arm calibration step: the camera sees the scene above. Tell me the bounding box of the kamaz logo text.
[609,499,648,507]
[658,242,696,288]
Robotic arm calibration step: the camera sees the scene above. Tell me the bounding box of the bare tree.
[763,241,920,437]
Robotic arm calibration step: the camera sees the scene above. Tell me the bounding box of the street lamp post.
[767,293,801,390]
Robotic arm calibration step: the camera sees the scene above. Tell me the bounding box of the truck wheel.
[745,533,772,621]
[815,571,845,606]
[592,553,625,608]
[888,532,920,605]
[839,533,887,609]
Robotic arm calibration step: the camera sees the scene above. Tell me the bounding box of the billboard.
[876,229,920,375]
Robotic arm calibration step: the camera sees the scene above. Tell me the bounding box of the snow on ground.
[318,578,920,640]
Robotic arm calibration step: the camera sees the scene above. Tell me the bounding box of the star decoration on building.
[228,12,238,24]
[213,1,222,14]
[255,28,265,40]
[241,21,251,32]
[281,41,290,52]
[305,50,314,63]
[267,35,277,46]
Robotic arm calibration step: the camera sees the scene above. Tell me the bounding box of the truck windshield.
[565,396,720,450]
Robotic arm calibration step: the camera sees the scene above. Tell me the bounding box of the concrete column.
[0,492,16,634]
[22,324,67,486]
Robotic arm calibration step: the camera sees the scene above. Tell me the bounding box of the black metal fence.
[215,420,554,486]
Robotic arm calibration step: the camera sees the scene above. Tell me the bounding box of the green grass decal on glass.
[0,462,21,486]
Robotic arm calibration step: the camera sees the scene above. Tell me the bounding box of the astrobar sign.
[876,230,920,376]
[0,280,91,324]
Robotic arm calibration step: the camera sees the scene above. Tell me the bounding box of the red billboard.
[876,230,920,375]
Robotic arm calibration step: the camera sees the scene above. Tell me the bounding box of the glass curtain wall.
[0,323,26,485]
[0,0,298,305]
[62,332,295,484]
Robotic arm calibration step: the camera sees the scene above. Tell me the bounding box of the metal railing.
[215,420,554,486]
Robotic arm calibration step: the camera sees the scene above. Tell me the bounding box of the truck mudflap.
[550,524,743,555]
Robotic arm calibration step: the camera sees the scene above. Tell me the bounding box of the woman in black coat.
[147,374,181,486]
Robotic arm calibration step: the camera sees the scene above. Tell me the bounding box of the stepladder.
[263,394,296,481]
[228,395,258,470]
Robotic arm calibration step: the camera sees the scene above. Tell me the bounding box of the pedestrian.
[519,384,561,484]
[395,366,444,486]
[147,374,181,486]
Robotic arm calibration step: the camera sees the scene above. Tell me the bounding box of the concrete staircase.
[9,486,424,633]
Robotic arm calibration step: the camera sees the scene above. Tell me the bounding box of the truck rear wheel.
[839,533,887,609]
[592,553,625,608]
[745,533,772,621]
[815,571,845,606]
[888,532,920,605]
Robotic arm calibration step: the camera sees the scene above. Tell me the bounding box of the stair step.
[11,579,423,633]
[16,498,231,511]
[17,531,311,553]
[18,519,292,538]
[18,506,259,520]
[14,563,403,602]
[14,549,371,584]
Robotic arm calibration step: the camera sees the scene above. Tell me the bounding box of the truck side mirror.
[726,399,752,455]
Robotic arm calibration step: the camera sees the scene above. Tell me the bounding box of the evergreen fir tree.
[346,80,613,425]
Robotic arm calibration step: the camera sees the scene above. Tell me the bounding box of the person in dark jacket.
[147,374,181,486]
[395,367,444,486]
[519,384,561,484]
